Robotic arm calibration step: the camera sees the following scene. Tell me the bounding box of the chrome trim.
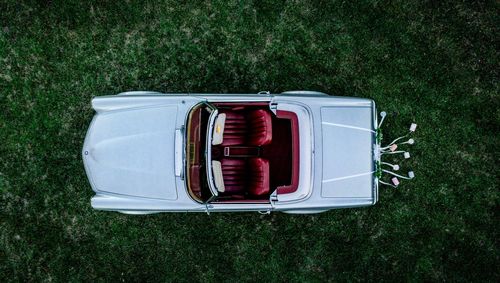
[174,129,183,177]
[280,90,328,96]
[205,107,219,197]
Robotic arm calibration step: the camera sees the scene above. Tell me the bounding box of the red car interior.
[209,103,300,202]
[186,102,299,203]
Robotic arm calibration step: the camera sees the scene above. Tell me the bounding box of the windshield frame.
[185,102,217,203]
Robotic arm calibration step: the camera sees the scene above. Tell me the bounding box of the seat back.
[220,158,246,193]
[221,109,273,146]
[221,112,246,146]
[219,158,270,197]
[247,110,272,146]
[248,158,270,196]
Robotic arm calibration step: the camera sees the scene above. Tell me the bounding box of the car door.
[206,202,273,213]
[191,92,272,103]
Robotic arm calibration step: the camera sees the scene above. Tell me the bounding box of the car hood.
[82,106,179,200]
[320,105,376,199]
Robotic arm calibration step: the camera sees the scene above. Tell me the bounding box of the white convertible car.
[83,91,412,214]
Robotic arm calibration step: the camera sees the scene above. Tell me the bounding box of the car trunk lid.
[320,104,376,199]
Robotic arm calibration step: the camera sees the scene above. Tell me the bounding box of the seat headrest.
[212,113,226,145]
[211,160,225,192]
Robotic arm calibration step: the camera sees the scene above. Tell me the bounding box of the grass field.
[1,0,498,281]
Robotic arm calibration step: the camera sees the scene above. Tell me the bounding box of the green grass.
[1,0,498,281]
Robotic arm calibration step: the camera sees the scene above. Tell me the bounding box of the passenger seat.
[220,158,270,197]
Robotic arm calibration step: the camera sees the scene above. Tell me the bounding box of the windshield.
[186,104,213,202]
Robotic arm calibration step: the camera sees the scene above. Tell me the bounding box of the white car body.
[82,91,379,214]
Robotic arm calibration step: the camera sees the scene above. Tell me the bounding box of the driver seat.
[221,110,272,146]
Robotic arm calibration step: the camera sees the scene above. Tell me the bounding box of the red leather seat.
[247,110,272,146]
[248,158,270,196]
[222,112,247,146]
[221,159,246,193]
[220,158,270,197]
[221,109,272,146]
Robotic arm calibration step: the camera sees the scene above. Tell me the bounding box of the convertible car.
[82,91,381,214]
